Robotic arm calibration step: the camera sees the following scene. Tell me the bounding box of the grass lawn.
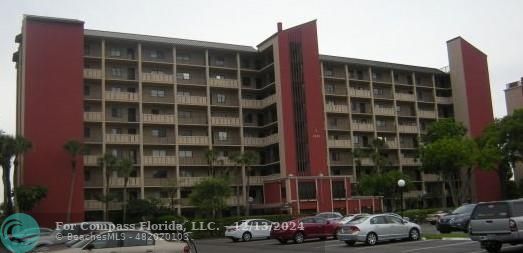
[424,233,469,240]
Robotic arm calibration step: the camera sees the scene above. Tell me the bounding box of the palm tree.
[0,133,16,215]
[116,158,134,224]
[233,151,260,216]
[98,153,117,221]
[12,135,32,211]
[63,140,83,222]
[205,149,217,177]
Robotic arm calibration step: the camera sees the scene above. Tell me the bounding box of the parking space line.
[401,241,475,253]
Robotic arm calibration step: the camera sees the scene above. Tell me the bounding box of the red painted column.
[20,16,85,227]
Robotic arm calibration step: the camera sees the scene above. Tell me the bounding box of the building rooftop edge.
[24,14,84,25]
[319,55,447,74]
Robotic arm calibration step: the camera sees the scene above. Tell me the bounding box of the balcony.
[85,200,122,211]
[325,104,349,113]
[244,134,279,146]
[241,94,277,109]
[144,136,175,145]
[178,116,207,125]
[418,110,436,118]
[436,96,453,104]
[330,158,352,166]
[142,72,174,83]
[349,89,371,98]
[143,114,175,124]
[374,107,395,116]
[211,116,240,126]
[143,156,176,166]
[144,177,177,187]
[398,125,418,133]
[84,69,102,79]
[401,157,420,166]
[105,134,140,144]
[84,112,103,122]
[359,157,374,166]
[176,95,207,106]
[352,122,374,131]
[385,140,398,149]
[179,177,207,187]
[83,155,100,166]
[105,91,139,102]
[396,93,415,101]
[178,136,209,145]
[110,177,140,187]
[208,78,238,88]
[328,139,352,148]
[179,157,207,166]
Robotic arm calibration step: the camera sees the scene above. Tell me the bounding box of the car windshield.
[452,204,475,214]
[348,216,369,224]
[316,213,332,218]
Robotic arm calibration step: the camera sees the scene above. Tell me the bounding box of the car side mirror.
[84,244,95,251]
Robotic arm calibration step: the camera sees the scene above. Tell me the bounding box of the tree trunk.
[445,173,459,207]
[245,168,251,216]
[67,161,77,222]
[236,186,241,216]
[2,163,14,215]
[104,171,111,221]
[123,178,128,224]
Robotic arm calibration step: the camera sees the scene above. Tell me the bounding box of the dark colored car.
[270,216,340,244]
[437,203,477,233]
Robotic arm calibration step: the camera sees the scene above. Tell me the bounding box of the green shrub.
[403,208,452,223]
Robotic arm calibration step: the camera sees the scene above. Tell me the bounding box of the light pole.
[397,179,406,217]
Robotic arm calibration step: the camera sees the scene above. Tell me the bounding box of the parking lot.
[195,238,523,253]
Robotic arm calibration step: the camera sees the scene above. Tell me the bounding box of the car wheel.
[345,241,356,246]
[366,232,378,246]
[484,242,502,253]
[409,228,420,241]
[231,238,239,242]
[242,232,252,242]
[294,232,305,244]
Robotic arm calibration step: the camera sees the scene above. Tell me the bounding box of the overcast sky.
[1,0,522,136]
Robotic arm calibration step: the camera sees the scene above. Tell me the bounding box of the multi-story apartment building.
[14,15,500,226]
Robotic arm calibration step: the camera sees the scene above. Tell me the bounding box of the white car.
[50,230,190,253]
[34,221,114,250]
[224,219,272,242]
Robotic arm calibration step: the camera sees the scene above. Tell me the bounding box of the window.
[178,91,190,97]
[513,202,523,216]
[128,128,137,134]
[149,50,164,59]
[152,128,167,137]
[376,120,385,127]
[152,169,168,179]
[151,89,166,97]
[179,111,191,118]
[84,45,91,55]
[218,131,228,141]
[84,127,91,138]
[370,216,387,225]
[330,152,340,161]
[179,129,192,136]
[111,67,122,77]
[372,72,381,80]
[84,85,90,96]
[386,216,404,224]
[324,67,334,76]
[353,136,360,144]
[152,149,166,157]
[110,48,121,57]
[396,106,401,112]
[215,57,225,66]
[325,84,335,93]
[472,203,510,219]
[373,88,384,95]
[215,75,224,79]
[179,150,193,158]
[151,109,160,115]
[216,94,226,104]
[242,77,251,87]
[111,128,122,134]
[298,182,316,199]
[111,108,121,118]
[176,54,190,61]
[177,72,191,80]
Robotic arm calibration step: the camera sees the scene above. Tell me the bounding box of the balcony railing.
[208,78,238,88]
[142,72,174,83]
[328,139,352,148]
[436,96,453,104]
[179,177,207,187]
[144,177,177,187]
[176,95,207,106]
[211,116,240,126]
[143,156,177,166]
[395,93,415,101]
[143,114,175,124]
[177,136,209,145]
[401,157,420,166]
[398,125,418,133]
[374,107,395,116]
[325,104,349,113]
[359,157,374,166]
[244,134,279,146]
[179,157,207,165]
[241,94,277,109]
[418,110,437,118]
[352,122,375,131]
[386,140,398,149]
[178,116,207,125]
[84,69,102,79]
[105,91,139,102]
[105,134,140,144]
[330,158,352,165]
[85,200,122,210]
[83,155,100,166]
[110,177,140,187]
[84,112,103,122]
[349,89,371,98]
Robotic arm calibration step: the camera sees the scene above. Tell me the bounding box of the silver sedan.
[337,214,422,246]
